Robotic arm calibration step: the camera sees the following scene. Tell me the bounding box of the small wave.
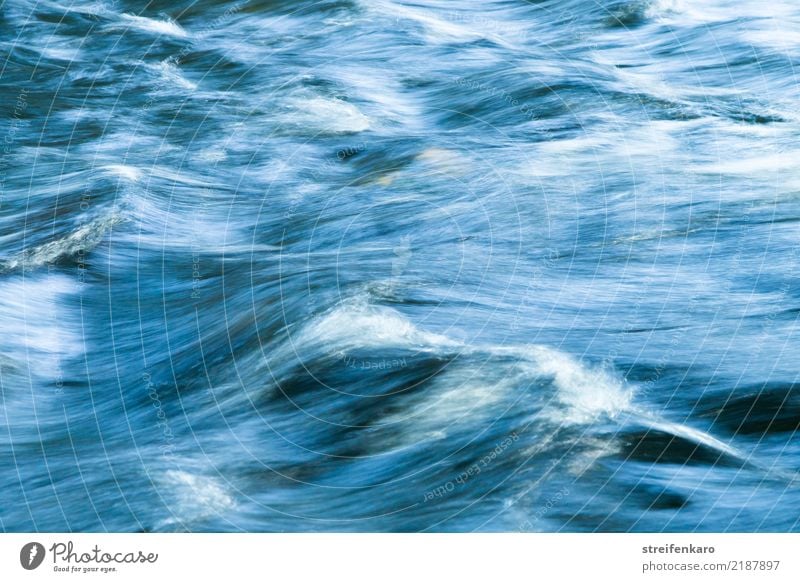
[369,0,515,47]
[518,347,633,425]
[148,59,198,92]
[117,14,189,39]
[604,0,684,27]
[618,421,748,468]
[157,470,236,529]
[373,1,479,41]
[2,214,123,273]
[102,164,143,182]
[644,417,744,461]
[291,301,457,354]
[285,301,631,427]
[282,96,371,134]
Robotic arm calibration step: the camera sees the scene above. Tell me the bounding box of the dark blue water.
[1,0,799,532]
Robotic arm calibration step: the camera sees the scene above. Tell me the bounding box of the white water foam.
[149,59,198,92]
[295,301,457,354]
[158,470,235,527]
[102,164,143,182]
[2,214,123,272]
[283,96,371,134]
[118,14,189,39]
[513,346,633,425]
[644,0,686,19]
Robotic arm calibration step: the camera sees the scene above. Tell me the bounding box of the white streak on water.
[117,14,189,39]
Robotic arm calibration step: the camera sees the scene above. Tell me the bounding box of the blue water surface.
[1,0,799,531]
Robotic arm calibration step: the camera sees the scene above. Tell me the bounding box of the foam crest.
[298,302,456,353]
[149,60,198,91]
[509,346,633,424]
[102,164,143,182]
[118,14,189,38]
[159,470,235,527]
[2,214,123,272]
[284,97,371,134]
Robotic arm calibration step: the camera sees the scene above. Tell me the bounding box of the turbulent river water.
[1,0,800,532]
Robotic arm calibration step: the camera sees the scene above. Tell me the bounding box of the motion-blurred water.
[1,0,800,532]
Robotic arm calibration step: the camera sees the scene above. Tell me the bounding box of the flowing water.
[1,0,800,532]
